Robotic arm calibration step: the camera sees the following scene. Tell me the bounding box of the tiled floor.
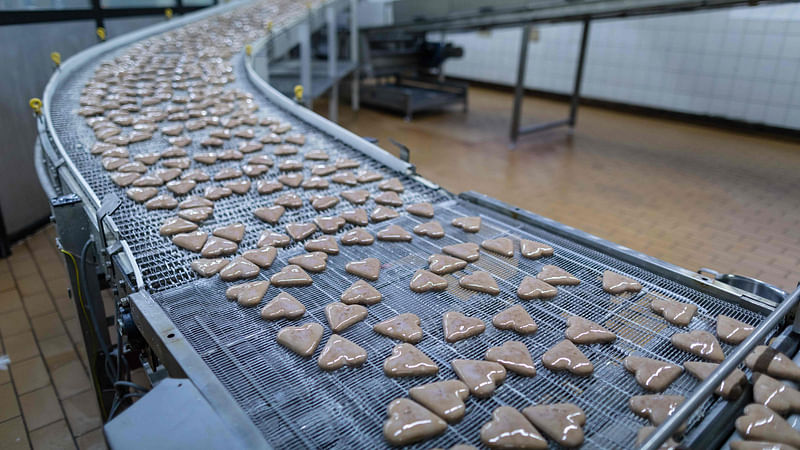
[318,86,800,292]
[0,226,106,450]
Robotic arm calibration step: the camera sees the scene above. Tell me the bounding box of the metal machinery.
[31,0,800,448]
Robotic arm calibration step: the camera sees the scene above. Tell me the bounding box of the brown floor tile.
[19,385,63,431]
[31,313,67,342]
[0,361,9,385]
[0,383,21,422]
[0,289,23,314]
[9,258,39,279]
[64,318,83,346]
[39,337,79,372]
[0,272,15,293]
[0,258,10,274]
[62,390,102,437]
[75,428,106,450]
[23,293,56,319]
[10,356,50,395]
[44,278,70,300]
[0,416,30,449]
[4,331,40,362]
[29,420,76,450]
[37,263,67,282]
[0,309,31,338]
[52,360,90,400]
[15,274,47,298]
[53,297,76,321]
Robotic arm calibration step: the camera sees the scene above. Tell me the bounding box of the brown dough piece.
[480,406,546,450]
[383,398,446,446]
[451,216,481,233]
[341,189,370,204]
[253,205,285,224]
[519,239,554,259]
[603,270,643,294]
[324,303,367,332]
[542,340,593,376]
[341,208,368,226]
[256,180,283,195]
[318,334,367,371]
[522,403,586,448]
[310,195,337,210]
[377,225,412,242]
[428,254,467,275]
[304,235,339,254]
[409,269,447,293]
[374,191,403,207]
[274,193,302,208]
[650,297,697,327]
[378,177,403,192]
[340,228,375,246]
[285,222,317,241]
[408,380,469,423]
[225,280,269,306]
[629,394,685,428]
[179,196,212,209]
[159,217,198,236]
[624,356,682,392]
[340,280,382,305]
[258,231,290,248]
[219,257,260,282]
[485,341,536,376]
[717,314,755,345]
[314,216,345,234]
[276,323,323,357]
[172,231,208,252]
[745,346,800,382]
[331,172,358,186]
[442,243,480,262]
[204,186,232,201]
[370,206,398,222]
[383,343,438,377]
[536,265,580,285]
[493,305,538,335]
[200,236,238,258]
[191,258,228,277]
[442,311,485,343]
[242,246,278,269]
[413,221,445,239]
[685,361,747,400]
[564,316,615,344]
[481,237,514,257]
[406,202,434,218]
[213,223,245,243]
[126,187,158,203]
[736,404,800,448]
[270,265,313,287]
[451,359,506,398]
[178,207,213,223]
[671,330,724,362]
[373,313,423,343]
[458,271,499,295]
[753,373,800,415]
[287,252,327,273]
[260,292,305,320]
[345,257,381,280]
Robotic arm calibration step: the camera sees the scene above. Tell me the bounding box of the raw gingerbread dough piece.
[285,222,317,241]
[341,189,370,204]
[745,346,800,382]
[225,280,269,306]
[378,177,404,192]
[451,359,506,398]
[180,169,208,182]
[636,426,678,450]
[134,175,166,187]
[356,170,382,183]
[629,394,685,427]
[624,356,682,392]
[253,205,285,224]
[452,216,481,233]
[274,144,297,155]
[165,179,195,195]
[730,441,798,450]
[219,257,260,281]
[213,223,245,243]
[409,269,447,293]
[485,341,536,376]
[493,305,537,335]
[374,313,423,343]
[542,340,593,376]
[111,172,139,187]
[650,297,697,327]
[459,271,499,295]
[178,207,213,223]
[304,236,339,255]
[201,236,238,258]
[374,191,403,207]
[270,265,313,287]
[428,254,467,275]
[717,314,755,345]
[256,180,283,195]
[325,303,368,332]
[685,361,747,400]
[311,164,336,176]
[274,192,302,208]
[224,179,251,195]
[383,398,447,446]
[383,343,439,377]
[341,208,369,226]
[191,258,228,277]
[242,246,278,269]
[172,231,208,252]
[522,403,586,448]
[314,216,345,234]
[340,280,382,305]
[304,149,329,160]
[335,157,360,169]
[310,195,337,210]
[519,239,553,259]
[179,196,213,210]
[340,228,374,246]
[536,265,580,285]
[345,257,381,280]
[213,167,243,181]
[413,221,445,239]
[159,217,198,236]
[480,406,546,450]
[735,404,800,448]
[442,311,485,343]
[318,334,367,371]
[753,373,800,415]
[481,237,514,257]
[377,225,412,242]
[204,186,232,201]
[408,380,469,423]
[258,231,291,248]
[406,202,434,218]
[287,252,327,273]
[671,330,725,362]
[331,172,358,186]
[260,292,305,320]
[603,270,643,294]
[278,159,303,171]
[442,243,480,262]
[126,187,158,203]
[370,206,399,222]
[564,316,615,344]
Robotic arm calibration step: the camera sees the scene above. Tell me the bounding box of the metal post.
[569,18,590,127]
[640,284,800,450]
[299,20,313,109]
[350,0,359,112]
[326,5,338,123]
[510,24,531,146]
[0,203,10,258]
[90,0,103,29]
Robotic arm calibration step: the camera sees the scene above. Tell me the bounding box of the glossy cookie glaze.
[318,334,367,371]
[541,340,593,376]
[624,356,683,392]
[260,292,305,320]
[671,330,724,362]
[685,361,747,400]
[442,311,485,343]
[480,406,546,450]
[564,316,616,344]
[451,359,506,398]
[735,404,800,448]
[522,403,586,448]
[340,280,382,305]
[485,341,537,377]
[373,313,424,344]
[383,343,439,377]
[383,398,447,446]
[517,276,558,300]
[492,305,538,335]
[409,269,448,293]
[276,323,323,357]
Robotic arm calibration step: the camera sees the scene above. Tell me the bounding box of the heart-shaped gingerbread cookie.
[735,404,800,448]
[219,257,260,281]
[260,292,306,320]
[213,223,245,242]
[519,239,554,259]
[522,403,586,448]
[285,222,317,241]
[314,215,345,234]
[442,311,485,343]
[377,225,412,242]
[564,316,615,344]
[225,280,269,307]
[406,202,434,218]
[442,243,480,262]
[536,265,580,285]
[428,254,466,275]
[408,380,468,423]
[324,303,368,332]
[276,323,323,357]
[383,343,439,377]
[340,227,374,246]
[650,297,697,326]
[287,252,328,273]
[480,406,546,449]
[318,334,367,370]
[451,216,481,233]
[413,221,445,239]
[624,356,682,391]
[270,265,313,287]
[481,237,514,257]
[451,359,506,397]
[602,270,642,294]
[458,271,499,295]
[542,340,593,376]
[409,269,447,293]
[242,246,277,268]
[492,305,537,335]
[341,280,382,305]
[253,205,285,224]
[485,341,536,376]
[304,235,339,254]
[346,257,381,280]
[373,313,423,343]
[382,398,447,446]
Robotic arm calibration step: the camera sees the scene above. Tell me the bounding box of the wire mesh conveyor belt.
[42,1,772,449]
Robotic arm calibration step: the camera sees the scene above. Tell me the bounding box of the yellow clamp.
[294,85,304,102]
[96,27,106,41]
[305,1,312,10]
[165,8,173,19]
[266,21,273,33]
[29,98,43,115]
[245,45,252,56]
[50,52,61,67]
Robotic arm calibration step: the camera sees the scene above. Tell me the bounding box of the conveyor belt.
[41,1,775,448]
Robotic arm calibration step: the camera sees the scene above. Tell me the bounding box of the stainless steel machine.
[32,1,800,448]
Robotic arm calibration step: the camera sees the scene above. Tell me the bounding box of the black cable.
[79,238,118,384]
[114,380,149,393]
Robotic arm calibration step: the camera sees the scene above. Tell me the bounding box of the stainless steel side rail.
[640,284,800,450]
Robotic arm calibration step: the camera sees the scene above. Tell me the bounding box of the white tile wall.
[440,4,800,130]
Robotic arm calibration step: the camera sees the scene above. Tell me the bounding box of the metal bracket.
[390,138,411,162]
